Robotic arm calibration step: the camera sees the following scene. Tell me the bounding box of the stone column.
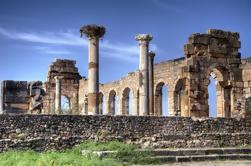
[54,76,61,114]
[148,51,155,115]
[135,34,153,115]
[80,25,105,115]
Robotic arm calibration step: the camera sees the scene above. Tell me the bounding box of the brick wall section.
[0,115,250,151]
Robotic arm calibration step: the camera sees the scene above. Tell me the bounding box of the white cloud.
[0,27,159,62]
[101,51,138,63]
[34,46,71,55]
[0,27,86,46]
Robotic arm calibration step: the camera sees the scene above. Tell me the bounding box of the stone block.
[184,44,194,55]
[189,34,209,45]
[208,39,228,54]
[208,29,240,40]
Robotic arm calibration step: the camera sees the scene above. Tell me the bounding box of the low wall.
[0,115,251,151]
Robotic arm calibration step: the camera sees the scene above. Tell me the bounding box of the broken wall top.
[184,29,241,58]
[47,59,81,82]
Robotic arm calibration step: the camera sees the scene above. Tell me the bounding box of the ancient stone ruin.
[1,26,251,119]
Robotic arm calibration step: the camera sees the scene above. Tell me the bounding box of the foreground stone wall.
[0,115,250,151]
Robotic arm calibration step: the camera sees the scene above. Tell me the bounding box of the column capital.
[135,34,153,42]
[80,24,106,39]
[148,51,155,58]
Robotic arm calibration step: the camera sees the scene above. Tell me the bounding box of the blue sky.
[0,0,251,116]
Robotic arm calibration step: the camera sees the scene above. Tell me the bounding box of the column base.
[88,93,99,115]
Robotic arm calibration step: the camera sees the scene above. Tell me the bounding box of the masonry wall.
[241,58,251,118]
[0,115,250,152]
[1,81,30,114]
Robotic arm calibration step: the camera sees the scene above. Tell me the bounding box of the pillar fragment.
[80,24,105,115]
[135,34,153,115]
[54,76,61,114]
[148,51,155,115]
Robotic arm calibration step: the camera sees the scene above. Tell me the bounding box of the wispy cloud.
[101,51,138,63]
[0,27,159,63]
[0,27,85,46]
[34,46,71,55]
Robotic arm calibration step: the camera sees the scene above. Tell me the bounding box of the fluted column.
[148,51,155,116]
[80,25,105,115]
[54,76,61,114]
[135,34,153,115]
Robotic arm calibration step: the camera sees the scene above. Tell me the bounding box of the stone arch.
[61,95,71,114]
[108,90,117,115]
[154,82,169,116]
[174,78,188,116]
[207,65,232,118]
[121,87,132,115]
[98,92,104,115]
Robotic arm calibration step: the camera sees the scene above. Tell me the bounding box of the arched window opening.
[122,88,133,115]
[108,90,117,115]
[61,96,70,114]
[114,96,118,115]
[174,79,187,116]
[155,82,169,116]
[208,72,217,117]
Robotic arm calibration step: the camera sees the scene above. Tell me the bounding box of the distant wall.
[0,115,250,151]
[1,81,30,114]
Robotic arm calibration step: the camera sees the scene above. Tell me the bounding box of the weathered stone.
[1,28,251,119]
[0,115,250,151]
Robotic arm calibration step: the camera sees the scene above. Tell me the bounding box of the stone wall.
[0,115,250,151]
[241,57,251,118]
[1,81,30,114]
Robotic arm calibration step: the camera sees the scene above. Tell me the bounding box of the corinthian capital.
[135,34,153,42]
[80,24,106,39]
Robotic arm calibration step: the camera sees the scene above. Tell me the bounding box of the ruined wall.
[79,29,250,118]
[78,58,186,116]
[153,57,186,116]
[183,29,243,118]
[2,29,251,118]
[0,115,250,151]
[43,59,81,115]
[1,81,30,114]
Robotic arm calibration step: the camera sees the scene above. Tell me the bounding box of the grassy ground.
[0,141,160,166]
